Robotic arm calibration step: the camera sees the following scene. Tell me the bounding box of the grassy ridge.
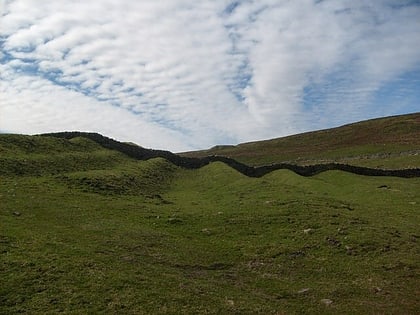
[0,135,132,176]
[181,113,420,168]
[58,158,177,196]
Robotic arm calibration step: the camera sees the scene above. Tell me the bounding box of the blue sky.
[1,0,419,151]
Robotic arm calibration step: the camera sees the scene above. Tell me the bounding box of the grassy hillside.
[181,113,420,169]
[1,131,419,314]
[0,135,131,176]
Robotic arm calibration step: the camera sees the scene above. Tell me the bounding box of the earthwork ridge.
[42,132,420,178]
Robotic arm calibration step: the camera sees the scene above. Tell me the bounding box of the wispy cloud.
[1,0,419,151]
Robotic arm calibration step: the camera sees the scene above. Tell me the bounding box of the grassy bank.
[1,157,419,313]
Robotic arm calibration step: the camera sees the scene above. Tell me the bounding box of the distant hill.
[181,113,420,169]
[0,113,419,178]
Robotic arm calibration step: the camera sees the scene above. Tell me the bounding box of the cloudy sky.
[1,0,419,151]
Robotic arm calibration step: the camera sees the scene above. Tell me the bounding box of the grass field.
[1,116,419,314]
[1,145,419,313]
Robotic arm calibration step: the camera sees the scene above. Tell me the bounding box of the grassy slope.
[1,133,419,314]
[181,113,420,169]
[0,135,130,176]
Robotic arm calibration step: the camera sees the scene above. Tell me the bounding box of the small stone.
[167,217,182,224]
[320,299,333,306]
[373,286,382,293]
[226,299,234,306]
[303,228,313,234]
[337,227,347,234]
[201,228,211,235]
[298,288,310,294]
[13,211,21,216]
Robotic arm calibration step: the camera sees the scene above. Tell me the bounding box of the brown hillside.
[181,113,420,169]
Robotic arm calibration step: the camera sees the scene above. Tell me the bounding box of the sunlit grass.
[1,128,419,314]
[1,159,419,314]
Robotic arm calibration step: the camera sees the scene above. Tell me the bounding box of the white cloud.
[1,0,419,151]
[0,67,191,150]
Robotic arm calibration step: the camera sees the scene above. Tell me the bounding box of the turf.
[1,117,419,314]
[1,159,419,313]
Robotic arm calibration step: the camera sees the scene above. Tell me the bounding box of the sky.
[1,0,419,152]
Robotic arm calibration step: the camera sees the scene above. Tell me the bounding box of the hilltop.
[181,113,420,169]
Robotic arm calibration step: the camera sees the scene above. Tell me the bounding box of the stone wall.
[43,132,420,178]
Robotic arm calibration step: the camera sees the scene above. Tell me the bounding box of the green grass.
[1,151,419,314]
[1,127,419,314]
[0,135,132,176]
